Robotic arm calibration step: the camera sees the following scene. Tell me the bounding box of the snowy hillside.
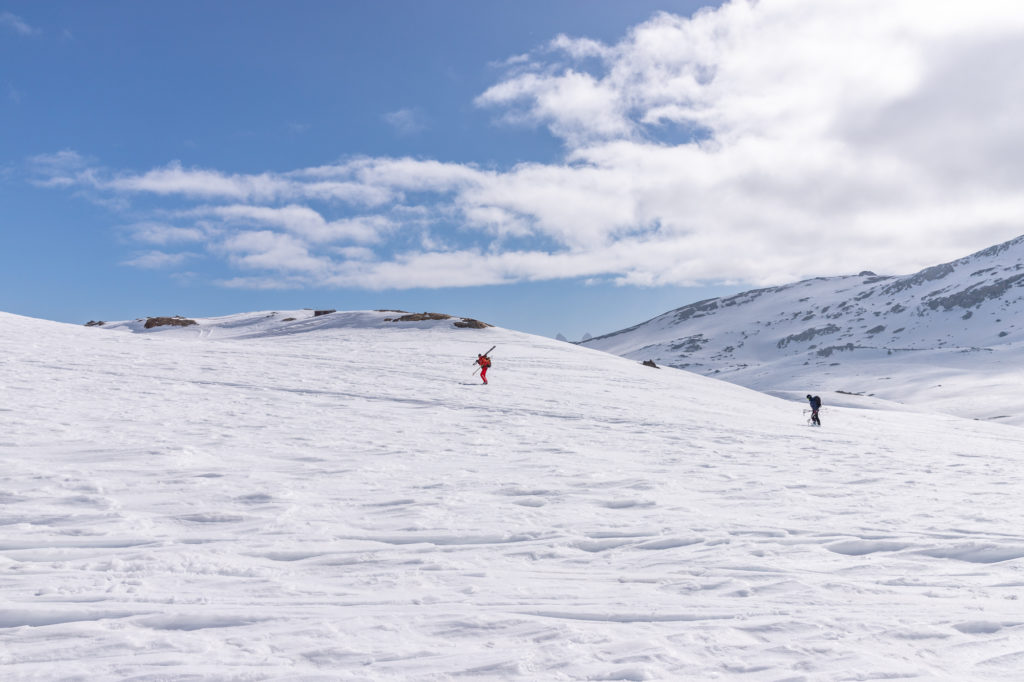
[583,235,1024,426]
[94,308,493,338]
[3,309,1024,679]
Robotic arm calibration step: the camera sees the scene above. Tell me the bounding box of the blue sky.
[4,1,1024,339]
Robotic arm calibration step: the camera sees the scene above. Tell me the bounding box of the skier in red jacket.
[476,353,492,384]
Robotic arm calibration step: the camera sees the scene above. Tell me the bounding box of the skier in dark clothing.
[806,394,822,426]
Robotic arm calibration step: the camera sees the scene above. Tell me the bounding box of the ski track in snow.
[2,311,1024,680]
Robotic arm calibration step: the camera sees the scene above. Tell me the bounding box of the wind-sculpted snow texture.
[3,310,1024,680]
[584,235,1024,426]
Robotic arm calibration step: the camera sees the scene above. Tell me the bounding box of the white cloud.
[1,12,36,35]
[122,250,194,269]
[477,70,632,147]
[108,162,288,201]
[28,150,91,186]
[549,34,612,61]
[193,204,388,244]
[34,0,1024,291]
[127,222,207,245]
[220,231,331,275]
[471,0,1024,276]
[216,275,307,290]
[331,246,376,261]
[383,108,428,135]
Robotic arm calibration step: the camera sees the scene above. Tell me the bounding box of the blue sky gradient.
[4,1,1023,338]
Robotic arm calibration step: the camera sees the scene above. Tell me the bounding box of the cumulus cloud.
[219,231,332,275]
[477,70,632,147]
[33,0,1024,291]
[471,0,1024,276]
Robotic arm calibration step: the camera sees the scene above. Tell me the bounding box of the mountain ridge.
[582,234,1024,425]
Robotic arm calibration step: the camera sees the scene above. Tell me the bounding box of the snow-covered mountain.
[3,308,1024,679]
[583,235,1024,425]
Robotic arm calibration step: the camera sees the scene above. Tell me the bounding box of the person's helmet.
[806,394,812,399]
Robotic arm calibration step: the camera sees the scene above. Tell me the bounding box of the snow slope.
[3,309,1024,680]
[582,235,1024,426]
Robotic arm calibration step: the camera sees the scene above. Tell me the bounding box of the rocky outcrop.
[144,316,197,329]
[385,312,492,328]
[386,312,452,322]
[453,318,491,329]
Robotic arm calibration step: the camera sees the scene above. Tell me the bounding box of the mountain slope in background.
[583,234,1024,425]
[4,309,1024,679]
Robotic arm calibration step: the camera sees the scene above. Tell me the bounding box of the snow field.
[2,311,1024,680]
